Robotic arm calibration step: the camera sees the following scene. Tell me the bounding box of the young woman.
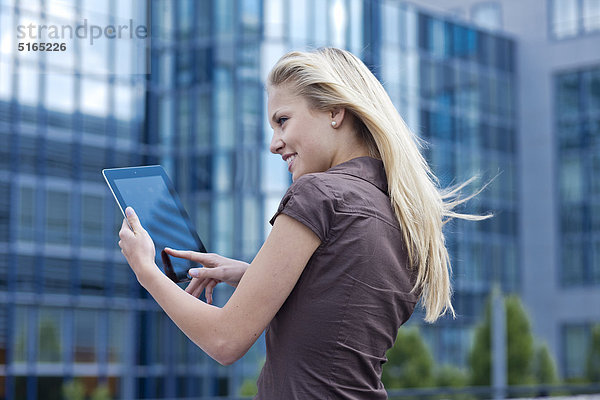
[118,48,482,399]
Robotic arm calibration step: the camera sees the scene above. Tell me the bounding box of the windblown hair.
[267,48,488,323]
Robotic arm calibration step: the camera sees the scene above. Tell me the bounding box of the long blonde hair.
[268,47,488,323]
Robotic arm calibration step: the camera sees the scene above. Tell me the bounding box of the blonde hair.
[268,48,489,323]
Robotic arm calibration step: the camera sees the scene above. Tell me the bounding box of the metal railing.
[387,383,600,400]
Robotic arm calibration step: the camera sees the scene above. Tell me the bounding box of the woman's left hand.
[118,207,157,283]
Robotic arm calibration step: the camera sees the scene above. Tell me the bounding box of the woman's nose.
[269,134,284,154]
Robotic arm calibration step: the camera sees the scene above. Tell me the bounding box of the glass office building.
[0,0,516,398]
[557,65,600,288]
[415,0,600,379]
[556,64,600,378]
[376,3,517,366]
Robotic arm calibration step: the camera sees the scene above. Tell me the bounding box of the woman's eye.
[278,117,288,126]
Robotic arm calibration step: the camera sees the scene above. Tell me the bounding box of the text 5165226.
[18,42,66,51]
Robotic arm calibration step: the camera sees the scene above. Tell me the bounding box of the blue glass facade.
[556,65,600,289]
[556,65,600,380]
[376,2,517,367]
[0,0,517,398]
[416,0,600,380]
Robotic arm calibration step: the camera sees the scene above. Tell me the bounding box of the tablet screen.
[104,166,206,282]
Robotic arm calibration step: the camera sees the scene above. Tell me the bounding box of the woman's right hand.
[163,248,249,304]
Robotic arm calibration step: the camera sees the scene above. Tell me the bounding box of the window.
[195,197,212,251]
[177,92,192,153]
[471,2,502,31]
[45,73,74,113]
[108,311,127,363]
[176,48,193,87]
[80,260,105,294]
[215,0,234,36]
[17,255,35,293]
[114,84,135,121]
[551,0,600,39]
[195,91,212,149]
[46,139,73,178]
[82,194,104,247]
[584,68,600,111]
[559,155,584,203]
[38,308,62,362]
[583,0,600,32]
[242,195,261,258]
[349,0,363,52]
[0,252,6,291]
[289,0,307,42]
[214,152,233,193]
[177,0,193,39]
[18,65,40,107]
[264,0,284,39]
[562,240,585,285]
[0,303,5,363]
[593,153,600,198]
[552,0,580,38]
[592,238,600,282]
[241,0,261,34]
[214,195,233,255]
[152,0,174,40]
[563,324,592,379]
[556,72,580,117]
[44,257,70,294]
[81,144,106,180]
[81,78,109,117]
[241,83,262,145]
[46,190,70,244]
[74,309,97,363]
[0,181,9,243]
[215,68,234,149]
[331,0,348,48]
[113,261,134,297]
[13,306,29,363]
[419,15,447,58]
[0,60,13,101]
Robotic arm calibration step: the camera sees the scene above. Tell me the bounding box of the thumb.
[125,207,141,232]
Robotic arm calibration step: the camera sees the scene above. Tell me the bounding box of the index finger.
[164,248,213,265]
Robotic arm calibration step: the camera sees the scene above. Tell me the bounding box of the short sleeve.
[269,174,336,242]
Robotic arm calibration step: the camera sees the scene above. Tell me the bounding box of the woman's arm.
[119,207,320,365]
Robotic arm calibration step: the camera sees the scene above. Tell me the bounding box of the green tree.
[435,365,472,400]
[586,324,600,382]
[62,379,85,400]
[505,295,535,385]
[382,326,435,389]
[238,357,264,397]
[468,295,536,386]
[468,300,492,386]
[239,379,258,397]
[435,364,469,388]
[91,384,112,400]
[533,343,558,384]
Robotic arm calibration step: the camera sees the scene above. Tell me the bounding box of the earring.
[331,121,337,127]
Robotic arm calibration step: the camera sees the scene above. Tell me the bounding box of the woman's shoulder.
[288,171,352,206]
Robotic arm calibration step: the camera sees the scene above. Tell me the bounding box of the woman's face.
[267,84,338,181]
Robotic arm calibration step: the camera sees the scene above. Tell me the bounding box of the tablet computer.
[102,165,207,283]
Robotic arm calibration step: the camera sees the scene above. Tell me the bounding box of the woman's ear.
[330,108,346,128]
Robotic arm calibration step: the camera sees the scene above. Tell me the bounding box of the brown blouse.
[256,156,419,399]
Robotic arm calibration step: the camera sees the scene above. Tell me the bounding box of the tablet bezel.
[102,165,207,283]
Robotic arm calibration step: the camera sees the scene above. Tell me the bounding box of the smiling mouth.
[283,153,297,171]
